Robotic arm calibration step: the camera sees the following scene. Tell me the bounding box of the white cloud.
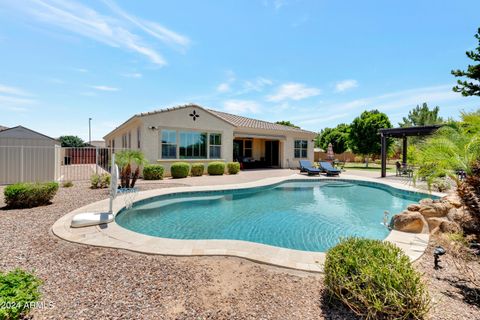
[0,84,31,96]
[223,100,261,114]
[217,83,230,93]
[267,82,321,102]
[7,0,191,66]
[335,79,358,92]
[122,72,142,78]
[0,84,36,112]
[242,77,273,93]
[102,0,190,52]
[91,85,119,91]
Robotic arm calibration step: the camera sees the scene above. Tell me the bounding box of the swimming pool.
[115,180,430,252]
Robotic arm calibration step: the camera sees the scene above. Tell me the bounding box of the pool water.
[115,180,429,252]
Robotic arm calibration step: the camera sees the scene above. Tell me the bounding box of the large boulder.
[447,208,465,222]
[442,195,463,208]
[419,198,434,205]
[407,203,421,212]
[426,217,448,232]
[391,211,426,233]
[418,202,450,218]
[439,220,462,233]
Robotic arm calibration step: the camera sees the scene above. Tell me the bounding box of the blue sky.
[0,0,479,140]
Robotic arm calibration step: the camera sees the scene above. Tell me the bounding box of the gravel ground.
[1,181,478,319]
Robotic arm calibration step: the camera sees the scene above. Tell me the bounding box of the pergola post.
[402,135,408,165]
[381,133,387,178]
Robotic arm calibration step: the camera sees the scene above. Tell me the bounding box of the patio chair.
[319,161,341,176]
[395,161,413,177]
[299,160,321,176]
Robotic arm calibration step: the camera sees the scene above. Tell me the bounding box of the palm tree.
[115,150,147,188]
[415,111,480,233]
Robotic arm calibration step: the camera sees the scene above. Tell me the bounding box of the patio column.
[402,135,408,165]
[381,133,387,178]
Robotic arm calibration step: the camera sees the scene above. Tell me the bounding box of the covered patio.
[379,125,441,178]
[233,133,284,169]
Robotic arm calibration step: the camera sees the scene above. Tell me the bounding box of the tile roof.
[207,109,314,134]
[134,104,315,134]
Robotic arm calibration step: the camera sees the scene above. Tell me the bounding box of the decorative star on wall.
[189,110,200,121]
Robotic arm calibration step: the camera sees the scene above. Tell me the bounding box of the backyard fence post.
[95,147,99,174]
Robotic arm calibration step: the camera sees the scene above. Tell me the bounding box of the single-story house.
[0,125,60,184]
[103,104,316,173]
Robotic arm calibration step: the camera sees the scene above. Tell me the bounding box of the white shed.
[0,126,60,184]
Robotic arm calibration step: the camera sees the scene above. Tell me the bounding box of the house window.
[179,131,207,159]
[128,132,132,149]
[161,130,177,159]
[137,127,141,149]
[112,139,115,150]
[122,134,128,149]
[294,140,308,158]
[209,133,221,159]
[244,140,253,157]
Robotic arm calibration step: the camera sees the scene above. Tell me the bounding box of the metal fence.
[0,146,126,184]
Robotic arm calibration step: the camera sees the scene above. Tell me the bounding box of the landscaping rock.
[407,203,421,212]
[419,198,434,205]
[391,211,426,233]
[442,195,463,208]
[426,217,448,232]
[439,220,462,233]
[447,208,464,222]
[418,202,450,218]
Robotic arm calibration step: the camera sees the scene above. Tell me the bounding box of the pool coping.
[52,174,440,272]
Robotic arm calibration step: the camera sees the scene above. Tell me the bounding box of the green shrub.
[4,182,59,209]
[324,238,430,319]
[0,269,42,320]
[62,180,73,188]
[227,162,240,174]
[207,161,225,175]
[90,173,110,189]
[191,163,205,176]
[143,164,164,180]
[171,162,190,178]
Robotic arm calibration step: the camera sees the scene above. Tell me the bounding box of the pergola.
[378,125,442,178]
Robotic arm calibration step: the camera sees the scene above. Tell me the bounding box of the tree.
[317,124,350,154]
[275,120,300,128]
[451,27,480,96]
[398,103,444,127]
[415,110,480,233]
[115,150,147,188]
[58,135,85,147]
[348,110,393,166]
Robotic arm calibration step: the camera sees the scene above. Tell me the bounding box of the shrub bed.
[90,173,110,189]
[143,164,164,180]
[191,163,205,176]
[0,269,42,320]
[324,237,430,319]
[171,162,190,178]
[227,162,240,174]
[4,182,59,208]
[207,162,225,175]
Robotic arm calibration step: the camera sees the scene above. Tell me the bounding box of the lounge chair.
[395,161,413,177]
[299,160,321,176]
[319,161,341,176]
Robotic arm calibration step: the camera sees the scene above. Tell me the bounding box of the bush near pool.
[4,182,59,209]
[171,162,190,178]
[90,173,110,189]
[191,163,205,176]
[0,269,42,320]
[227,162,240,174]
[207,162,225,175]
[324,237,430,319]
[143,164,164,180]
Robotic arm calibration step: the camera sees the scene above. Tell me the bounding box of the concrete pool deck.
[52,171,442,272]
